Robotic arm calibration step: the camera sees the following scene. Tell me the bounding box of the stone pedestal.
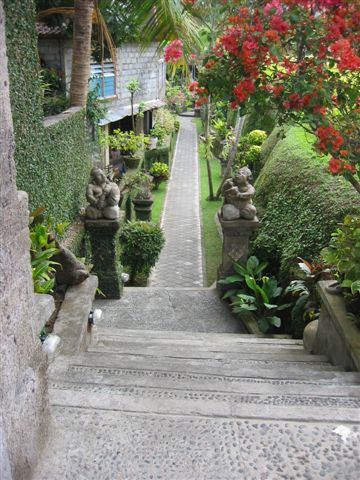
[218,213,260,279]
[85,219,123,299]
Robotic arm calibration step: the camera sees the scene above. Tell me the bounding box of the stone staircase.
[33,288,360,479]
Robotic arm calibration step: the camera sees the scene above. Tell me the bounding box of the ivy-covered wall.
[253,126,360,280]
[4,0,91,224]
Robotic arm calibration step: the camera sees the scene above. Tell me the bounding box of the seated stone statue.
[85,167,121,220]
[221,166,257,220]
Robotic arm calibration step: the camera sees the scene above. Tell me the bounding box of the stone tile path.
[150,113,204,287]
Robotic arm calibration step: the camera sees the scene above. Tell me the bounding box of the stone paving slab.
[33,407,360,480]
[94,287,246,333]
[150,114,204,287]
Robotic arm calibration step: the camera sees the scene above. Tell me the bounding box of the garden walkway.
[150,112,204,288]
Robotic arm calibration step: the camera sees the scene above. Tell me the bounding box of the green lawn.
[151,181,168,224]
[194,118,223,286]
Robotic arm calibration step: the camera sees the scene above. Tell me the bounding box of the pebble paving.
[150,113,204,287]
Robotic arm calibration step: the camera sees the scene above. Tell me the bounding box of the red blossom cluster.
[164,40,184,64]
[329,158,356,175]
[196,0,360,183]
[315,124,345,159]
[188,80,209,106]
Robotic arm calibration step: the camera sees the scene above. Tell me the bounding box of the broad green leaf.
[263,303,278,310]
[267,316,281,328]
[258,317,270,333]
[351,280,360,295]
[245,275,257,291]
[246,256,259,275]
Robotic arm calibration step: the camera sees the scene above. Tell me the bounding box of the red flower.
[164,40,183,64]
[329,158,342,174]
[188,81,199,92]
[269,16,290,35]
[195,97,209,107]
[234,78,255,103]
[344,163,356,173]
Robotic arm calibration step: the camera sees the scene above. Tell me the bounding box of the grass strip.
[194,117,223,286]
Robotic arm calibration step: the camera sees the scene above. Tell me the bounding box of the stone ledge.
[53,275,98,356]
[43,106,83,128]
[315,281,360,371]
[34,293,55,333]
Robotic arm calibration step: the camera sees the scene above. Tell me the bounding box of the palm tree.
[38,0,202,106]
[70,0,94,106]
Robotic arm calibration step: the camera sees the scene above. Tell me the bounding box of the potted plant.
[150,124,168,148]
[100,129,148,169]
[149,162,170,190]
[123,171,154,221]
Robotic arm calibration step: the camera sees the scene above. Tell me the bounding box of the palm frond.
[132,0,204,57]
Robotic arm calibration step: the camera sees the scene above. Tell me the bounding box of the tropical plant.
[29,209,62,294]
[99,129,147,155]
[150,124,168,147]
[122,171,153,199]
[154,108,176,134]
[285,258,331,338]
[220,256,292,333]
[120,221,165,282]
[233,130,267,174]
[321,215,360,296]
[212,118,227,140]
[149,162,170,189]
[127,79,141,130]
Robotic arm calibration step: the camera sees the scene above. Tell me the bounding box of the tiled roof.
[36,22,66,37]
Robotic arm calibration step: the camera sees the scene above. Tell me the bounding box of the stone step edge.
[94,326,303,344]
[87,345,329,363]
[49,382,360,423]
[55,365,360,397]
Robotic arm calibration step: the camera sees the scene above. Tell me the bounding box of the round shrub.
[120,221,165,282]
[149,162,170,189]
[247,130,267,146]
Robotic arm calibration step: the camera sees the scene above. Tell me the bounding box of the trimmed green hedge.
[4,0,91,224]
[144,131,178,170]
[253,126,360,279]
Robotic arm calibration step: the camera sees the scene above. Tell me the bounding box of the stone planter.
[123,154,140,170]
[310,281,360,371]
[132,197,153,221]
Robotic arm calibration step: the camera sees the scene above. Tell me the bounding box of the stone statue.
[85,167,121,220]
[221,166,257,221]
[52,243,89,286]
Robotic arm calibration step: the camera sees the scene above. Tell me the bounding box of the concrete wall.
[38,38,72,91]
[37,39,166,107]
[1,3,48,479]
[115,42,166,107]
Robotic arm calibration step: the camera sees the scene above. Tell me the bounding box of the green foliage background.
[4,0,92,224]
[253,127,360,279]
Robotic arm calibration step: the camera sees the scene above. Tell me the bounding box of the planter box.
[314,281,360,371]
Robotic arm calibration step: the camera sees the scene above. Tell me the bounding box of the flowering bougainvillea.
[164,39,184,64]
[196,0,360,193]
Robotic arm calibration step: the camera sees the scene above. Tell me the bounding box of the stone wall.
[0,2,48,479]
[115,42,166,107]
[38,37,72,91]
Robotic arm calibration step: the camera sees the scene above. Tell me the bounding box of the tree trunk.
[70,0,94,107]
[215,111,245,200]
[204,101,214,200]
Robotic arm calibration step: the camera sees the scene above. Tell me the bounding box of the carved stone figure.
[85,167,121,220]
[221,166,257,220]
[52,243,89,286]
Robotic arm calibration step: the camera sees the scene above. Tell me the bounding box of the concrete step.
[87,340,329,363]
[51,359,360,398]
[51,352,359,384]
[93,333,305,356]
[93,287,247,333]
[49,378,360,423]
[95,326,302,344]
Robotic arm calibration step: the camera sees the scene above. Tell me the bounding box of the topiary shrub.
[253,126,360,281]
[119,221,165,283]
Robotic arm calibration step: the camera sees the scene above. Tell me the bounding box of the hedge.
[4,0,92,224]
[253,126,360,280]
[144,130,178,170]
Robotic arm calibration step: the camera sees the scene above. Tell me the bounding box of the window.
[89,62,116,98]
